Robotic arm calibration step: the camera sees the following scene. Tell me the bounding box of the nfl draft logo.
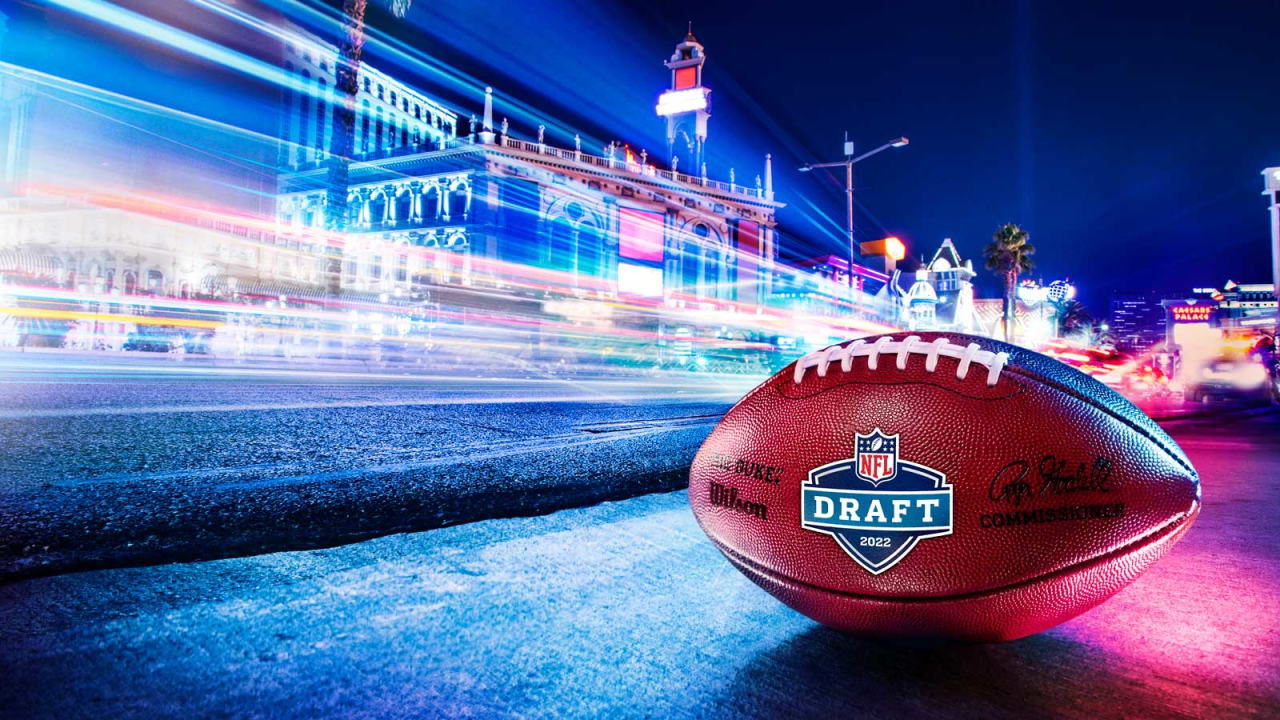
[855,430,898,486]
[801,429,953,574]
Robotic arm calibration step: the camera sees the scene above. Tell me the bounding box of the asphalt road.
[0,360,758,580]
[1,404,1277,719]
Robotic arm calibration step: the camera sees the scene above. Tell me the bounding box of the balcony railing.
[282,133,773,202]
[494,134,769,201]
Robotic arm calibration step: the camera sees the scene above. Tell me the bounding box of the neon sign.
[1170,305,1212,322]
[656,88,708,116]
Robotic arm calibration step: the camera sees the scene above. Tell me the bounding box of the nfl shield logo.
[855,429,899,486]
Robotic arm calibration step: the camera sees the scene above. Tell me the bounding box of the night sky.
[6,0,1279,312]
[376,0,1280,310]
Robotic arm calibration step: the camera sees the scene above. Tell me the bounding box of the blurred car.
[182,332,213,355]
[1040,341,1133,386]
[122,332,174,353]
[1185,355,1270,402]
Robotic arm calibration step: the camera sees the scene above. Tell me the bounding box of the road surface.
[0,359,756,579]
[1,403,1276,718]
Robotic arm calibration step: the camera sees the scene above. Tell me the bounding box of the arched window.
[687,224,711,293]
[548,219,574,272]
[375,107,384,152]
[447,186,468,221]
[393,190,412,225]
[577,226,603,279]
[422,187,440,221]
[368,193,387,228]
[703,245,721,297]
[123,271,137,295]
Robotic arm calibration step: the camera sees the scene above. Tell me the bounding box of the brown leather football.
[689,331,1200,642]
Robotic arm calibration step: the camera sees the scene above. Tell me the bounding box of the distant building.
[278,29,459,174]
[890,239,979,332]
[0,16,919,363]
[1160,282,1275,352]
[792,254,890,297]
[275,31,784,305]
[1,27,783,306]
[658,27,710,174]
[1216,281,1277,332]
[1110,291,1168,352]
[768,256,894,325]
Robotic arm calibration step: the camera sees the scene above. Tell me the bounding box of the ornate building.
[2,24,780,305]
[0,21,791,359]
[658,26,710,174]
[277,29,458,172]
[892,238,979,332]
[274,33,783,307]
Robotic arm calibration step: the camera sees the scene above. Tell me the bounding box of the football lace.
[792,336,1010,387]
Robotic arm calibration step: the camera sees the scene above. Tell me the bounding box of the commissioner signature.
[988,455,1113,507]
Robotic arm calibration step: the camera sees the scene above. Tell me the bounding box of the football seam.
[773,356,1195,479]
[775,375,1026,403]
[1003,365,1198,479]
[708,506,1194,606]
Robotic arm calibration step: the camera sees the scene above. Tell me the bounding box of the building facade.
[273,33,783,309]
[658,27,710,174]
[0,22,800,363]
[1215,281,1278,332]
[891,239,979,332]
[278,30,458,172]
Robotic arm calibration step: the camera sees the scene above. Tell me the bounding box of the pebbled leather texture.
[689,331,1200,642]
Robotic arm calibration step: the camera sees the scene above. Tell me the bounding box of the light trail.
[0,393,746,421]
[46,0,325,106]
[3,3,905,387]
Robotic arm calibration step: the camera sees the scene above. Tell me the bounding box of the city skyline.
[5,1,1277,314]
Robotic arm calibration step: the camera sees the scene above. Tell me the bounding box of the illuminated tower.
[656,25,709,174]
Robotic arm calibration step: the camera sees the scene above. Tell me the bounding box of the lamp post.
[800,135,909,298]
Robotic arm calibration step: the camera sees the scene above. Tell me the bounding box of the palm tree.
[322,0,413,294]
[983,224,1035,342]
[1055,300,1091,335]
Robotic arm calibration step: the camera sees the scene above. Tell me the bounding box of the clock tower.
[656,25,710,174]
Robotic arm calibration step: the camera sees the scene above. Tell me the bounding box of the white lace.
[792,336,1009,387]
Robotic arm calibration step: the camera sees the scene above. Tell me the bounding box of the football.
[689,331,1200,642]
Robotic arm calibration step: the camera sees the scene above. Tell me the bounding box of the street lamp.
[799,134,909,297]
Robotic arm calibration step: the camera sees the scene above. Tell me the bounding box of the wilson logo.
[708,481,768,521]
